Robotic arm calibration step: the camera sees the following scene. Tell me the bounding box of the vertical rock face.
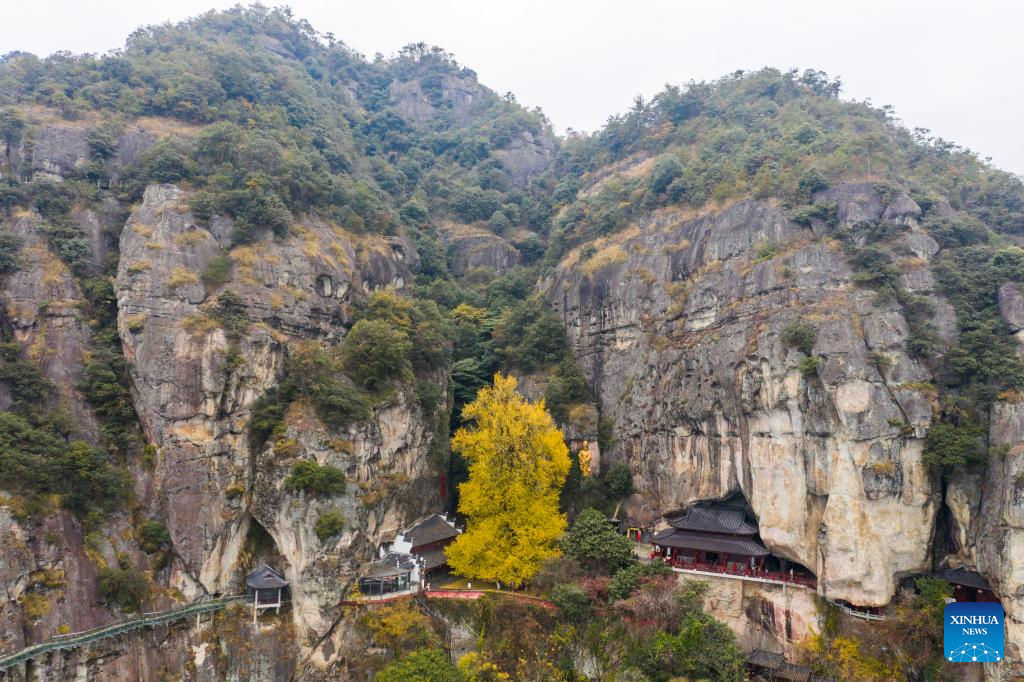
[2,212,100,439]
[437,223,521,276]
[493,131,557,188]
[388,72,555,188]
[545,186,950,608]
[0,121,91,181]
[389,74,490,127]
[28,125,90,180]
[0,210,144,653]
[948,287,1024,672]
[974,402,1024,670]
[695,574,820,658]
[112,183,444,668]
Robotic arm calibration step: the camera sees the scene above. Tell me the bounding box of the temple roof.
[935,567,991,591]
[652,528,769,556]
[667,504,759,535]
[747,650,833,682]
[366,552,417,578]
[404,514,460,549]
[245,564,289,590]
[418,548,449,571]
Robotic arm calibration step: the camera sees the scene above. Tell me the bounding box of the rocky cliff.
[545,178,1024,671]
[1,183,448,678]
[115,183,445,667]
[2,9,1023,680]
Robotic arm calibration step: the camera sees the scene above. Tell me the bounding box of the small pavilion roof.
[245,564,289,590]
[652,528,769,556]
[934,567,991,591]
[404,514,460,549]
[747,650,821,681]
[667,504,759,535]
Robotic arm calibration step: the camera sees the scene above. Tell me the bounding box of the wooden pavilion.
[245,564,289,622]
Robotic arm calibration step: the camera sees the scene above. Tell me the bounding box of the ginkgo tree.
[444,373,570,586]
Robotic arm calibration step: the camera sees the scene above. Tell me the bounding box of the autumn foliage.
[445,374,570,586]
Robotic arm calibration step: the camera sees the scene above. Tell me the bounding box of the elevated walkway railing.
[830,601,888,621]
[341,587,556,609]
[634,544,817,590]
[424,589,556,609]
[658,558,817,589]
[0,595,247,671]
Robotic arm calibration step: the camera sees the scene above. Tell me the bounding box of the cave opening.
[240,516,286,582]
[930,489,962,567]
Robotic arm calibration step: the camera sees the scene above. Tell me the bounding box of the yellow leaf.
[446,374,570,586]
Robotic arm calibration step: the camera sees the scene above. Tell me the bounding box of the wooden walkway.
[426,589,556,609]
[0,596,246,671]
[341,588,556,610]
[1,588,558,671]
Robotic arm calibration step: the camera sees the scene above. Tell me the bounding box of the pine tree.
[445,374,570,586]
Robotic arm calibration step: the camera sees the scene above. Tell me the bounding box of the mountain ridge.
[0,5,1023,680]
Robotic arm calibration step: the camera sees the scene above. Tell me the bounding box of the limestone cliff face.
[0,114,164,192]
[113,184,444,669]
[546,180,1024,669]
[0,183,444,675]
[437,222,521,276]
[974,402,1024,670]
[946,374,1024,670]
[0,209,149,655]
[544,184,951,608]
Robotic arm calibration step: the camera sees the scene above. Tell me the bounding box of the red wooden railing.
[340,588,556,609]
[424,589,556,609]
[649,553,817,589]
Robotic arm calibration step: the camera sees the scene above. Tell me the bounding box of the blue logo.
[944,601,1004,662]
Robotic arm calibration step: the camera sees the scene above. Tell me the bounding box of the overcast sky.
[3,1,1022,174]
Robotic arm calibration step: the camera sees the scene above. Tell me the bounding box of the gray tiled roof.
[667,504,758,535]
[367,552,417,578]
[652,528,769,556]
[934,567,991,591]
[245,564,289,589]
[405,514,460,548]
[418,548,449,571]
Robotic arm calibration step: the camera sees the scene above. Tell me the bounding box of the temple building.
[359,552,419,597]
[934,567,999,603]
[652,503,769,572]
[650,502,815,586]
[358,513,462,597]
[747,649,834,681]
[386,513,461,581]
[245,564,289,621]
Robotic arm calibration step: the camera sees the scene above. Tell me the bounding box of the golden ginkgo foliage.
[445,373,570,586]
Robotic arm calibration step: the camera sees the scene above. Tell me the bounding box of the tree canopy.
[444,373,570,585]
[561,507,636,573]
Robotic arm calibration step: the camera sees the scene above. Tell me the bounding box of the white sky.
[3,1,1022,175]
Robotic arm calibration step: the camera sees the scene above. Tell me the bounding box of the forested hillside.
[1,5,1023,680]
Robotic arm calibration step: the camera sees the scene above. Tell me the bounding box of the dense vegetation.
[284,460,347,496]
[805,577,954,681]
[2,5,1023,676]
[0,7,557,248]
[361,572,746,681]
[0,342,129,519]
[552,69,1023,255]
[0,4,595,516]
